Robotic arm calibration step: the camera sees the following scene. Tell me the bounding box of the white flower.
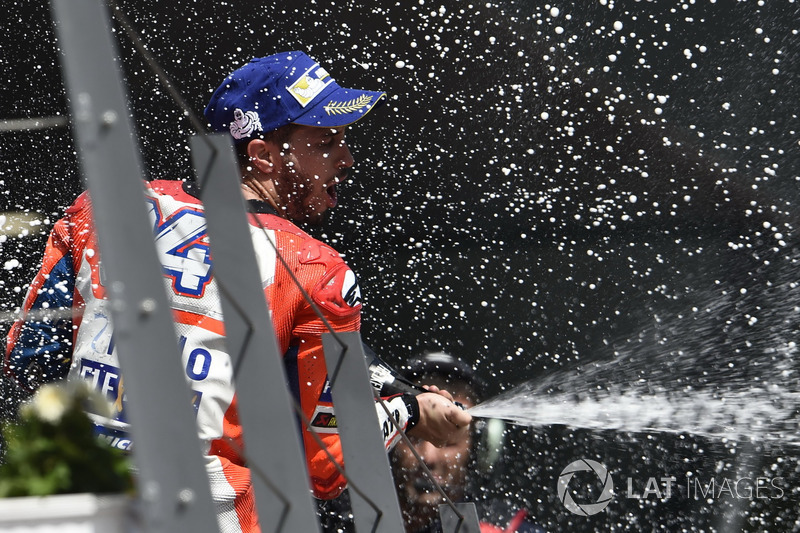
[30,383,71,423]
[20,380,116,424]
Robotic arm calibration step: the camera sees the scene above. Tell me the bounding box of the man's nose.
[417,440,443,467]
[337,141,354,169]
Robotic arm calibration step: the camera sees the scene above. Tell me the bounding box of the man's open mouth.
[326,182,338,207]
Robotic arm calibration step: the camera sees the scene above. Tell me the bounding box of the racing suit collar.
[246,199,279,215]
[181,179,278,216]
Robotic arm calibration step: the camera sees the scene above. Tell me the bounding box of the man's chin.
[295,208,327,227]
[305,212,327,227]
[410,481,447,510]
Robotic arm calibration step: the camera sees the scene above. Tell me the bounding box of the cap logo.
[287,65,332,107]
[229,108,262,140]
[324,94,375,116]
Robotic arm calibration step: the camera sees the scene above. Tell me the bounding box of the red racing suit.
[4,180,417,533]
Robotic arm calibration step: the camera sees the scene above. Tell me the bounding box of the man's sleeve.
[375,393,420,451]
[4,219,76,391]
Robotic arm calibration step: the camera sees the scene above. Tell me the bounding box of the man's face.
[272,125,354,225]
[393,388,475,530]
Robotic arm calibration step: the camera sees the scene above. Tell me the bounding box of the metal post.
[190,133,321,532]
[51,1,218,531]
[439,503,482,533]
[321,332,405,533]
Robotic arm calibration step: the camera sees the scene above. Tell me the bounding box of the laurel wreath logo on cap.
[324,94,374,116]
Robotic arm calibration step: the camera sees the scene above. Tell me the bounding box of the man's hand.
[408,389,472,447]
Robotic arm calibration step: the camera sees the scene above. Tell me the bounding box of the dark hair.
[233,124,299,172]
[402,351,486,403]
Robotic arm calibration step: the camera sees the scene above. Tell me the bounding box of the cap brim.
[292,86,387,128]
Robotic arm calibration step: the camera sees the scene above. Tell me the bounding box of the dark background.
[1,0,798,530]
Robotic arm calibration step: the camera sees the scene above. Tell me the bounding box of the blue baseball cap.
[204,51,386,143]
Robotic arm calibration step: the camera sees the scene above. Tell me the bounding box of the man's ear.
[246,139,279,174]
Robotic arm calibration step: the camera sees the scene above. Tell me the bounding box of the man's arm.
[5,218,76,392]
[376,389,472,450]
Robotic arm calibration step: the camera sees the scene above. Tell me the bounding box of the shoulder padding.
[300,241,362,317]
